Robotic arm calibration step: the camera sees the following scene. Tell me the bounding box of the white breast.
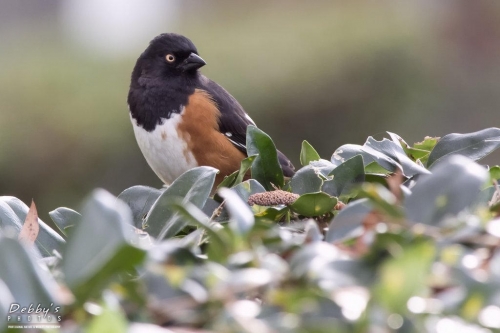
[130,110,198,185]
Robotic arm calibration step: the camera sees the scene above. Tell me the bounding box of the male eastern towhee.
[128,33,295,187]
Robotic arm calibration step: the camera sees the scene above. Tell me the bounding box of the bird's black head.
[131,33,206,84]
[128,33,206,130]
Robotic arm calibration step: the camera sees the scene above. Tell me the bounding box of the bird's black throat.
[128,69,198,132]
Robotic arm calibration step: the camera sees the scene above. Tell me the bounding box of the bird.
[127,33,295,187]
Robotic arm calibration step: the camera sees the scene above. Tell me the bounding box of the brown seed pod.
[248,190,299,206]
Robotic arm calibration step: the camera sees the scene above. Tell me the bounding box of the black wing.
[198,76,295,177]
[198,76,252,154]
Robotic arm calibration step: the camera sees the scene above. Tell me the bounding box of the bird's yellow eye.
[165,54,175,62]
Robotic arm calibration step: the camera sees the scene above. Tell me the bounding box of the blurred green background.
[1,0,500,220]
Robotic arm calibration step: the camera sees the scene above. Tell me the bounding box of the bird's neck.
[128,77,196,132]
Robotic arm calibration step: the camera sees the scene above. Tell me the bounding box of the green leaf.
[62,189,146,301]
[374,238,435,312]
[387,131,409,148]
[170,200,228,263]
[404,156,488,225]
[323,155,365,197]
[290,165,324,195]
[0,196,65,257]
[363,173,390,188]
[141,270,199,325]
[215,155,256,201]
[364,161,391,175]
[232,179,266,203]
[149,239,203,266]
[325,199,372,243]
[289,242,339,278]
[333,135,430,178]
[474,186,495,207]
[234,155,257,185]
[388,131,429,163]
[319,260,373,290]
[0,279,14,331]
[289,192,337,217]
[427,127,500,167]
[87,304,128,333]
[0,237,60,308]
[332,143,398,172]
[301,299,349,332]
[49,207,81,236]
[254,206,289,222]
[310,160,337,178]
[72,245,145,302]
[406,136,439,166]
[304,219,323,242]
[226,268,273,293]
[246,125,284,190]
[218,188,255,236]
[0,200,23,234]
[0,200,44,269]
[300,140,321,166]
[489,166,500,181]
[117,185,163,228]
[364,137,430,177]
[216,171,238,191]
[144,167,217,240]
[414,136,439,152]
[360,183,405,218]
[404,147,430,162]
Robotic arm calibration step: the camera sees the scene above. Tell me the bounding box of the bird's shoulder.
[195,75,255,153]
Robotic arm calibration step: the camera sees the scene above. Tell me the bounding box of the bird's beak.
[179,53,206,72]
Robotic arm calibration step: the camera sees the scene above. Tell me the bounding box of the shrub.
[2,127,500,332]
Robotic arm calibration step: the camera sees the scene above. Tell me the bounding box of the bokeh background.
[1,0,500,220]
